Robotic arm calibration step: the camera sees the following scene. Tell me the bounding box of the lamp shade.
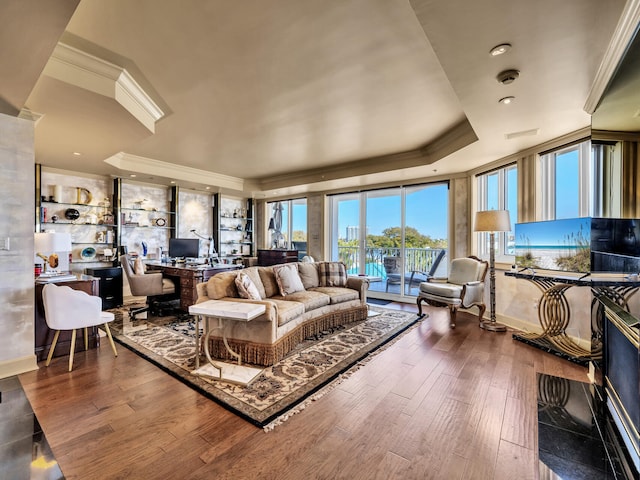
[474,210,511,232]
[34,232,72,253]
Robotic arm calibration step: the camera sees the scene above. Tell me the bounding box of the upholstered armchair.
[42,282,118,371]
[120,255,177,318]
[416,256,488,328]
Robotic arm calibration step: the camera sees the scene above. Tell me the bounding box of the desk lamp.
[474,210,511,332]
[35,232,72,274]
[190,229,219,264]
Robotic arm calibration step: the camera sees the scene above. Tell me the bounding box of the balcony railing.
[339,246,447,292]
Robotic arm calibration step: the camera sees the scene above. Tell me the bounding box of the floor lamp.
[474,210,511,332]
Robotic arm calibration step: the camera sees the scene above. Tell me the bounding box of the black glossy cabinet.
[85,266,123,309]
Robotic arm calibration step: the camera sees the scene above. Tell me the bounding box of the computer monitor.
[168,238,199,259]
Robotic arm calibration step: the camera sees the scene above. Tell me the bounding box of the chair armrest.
[128,272,165,296]
[464,281,482,286]
[460,282,484,308]
[346,277,369,302]
[428,277,448,283]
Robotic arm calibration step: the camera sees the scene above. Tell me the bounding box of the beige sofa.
[195,261,369,366]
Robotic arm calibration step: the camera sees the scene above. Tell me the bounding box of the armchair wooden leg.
[45,330,60,367]
[449,306,457,329]
[103,323,118,357]
[84,327,88,351]
[69,329,77,372]
[416,297,424,317]
[477,303,486,326]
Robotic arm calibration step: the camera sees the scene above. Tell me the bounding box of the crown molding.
[42,42,164,132]
[257,119,477,191]
[17,108,44,126]
[584,0,640,114]
[104,152,245,191]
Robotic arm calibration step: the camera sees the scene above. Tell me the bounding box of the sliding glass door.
[330,182,448,299]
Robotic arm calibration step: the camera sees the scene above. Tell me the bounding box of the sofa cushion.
[205,271,239,300]
[258,267,279,298]
[318,262,347,287]
[243,267,266,299]
[235,272,261,300]
[297,262,320,289]
[419,281,463,299]
[310,286,358,304]
[268,298,306,326]
[271,290,330,311]
[273,263,305,296]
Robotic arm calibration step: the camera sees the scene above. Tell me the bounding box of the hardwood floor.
[19,303,588,480]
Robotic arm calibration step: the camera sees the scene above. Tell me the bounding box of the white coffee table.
[189,300,266,385]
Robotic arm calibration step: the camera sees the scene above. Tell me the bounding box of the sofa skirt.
[205,304,368,366]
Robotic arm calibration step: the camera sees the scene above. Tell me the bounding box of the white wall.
[0,113,38,378]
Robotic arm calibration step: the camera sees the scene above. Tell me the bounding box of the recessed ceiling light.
[205,186,211,190]
[170,181,176,184]
[130,174,137,177]
[499,96,515,105]
[490,43,511,56]
[72,152,81,156]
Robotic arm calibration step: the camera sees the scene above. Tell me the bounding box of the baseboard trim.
[0,355,38,379]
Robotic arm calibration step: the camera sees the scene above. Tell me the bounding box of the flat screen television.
[515,217,591,273]
[515,217,640,274]
[169,238,199,259]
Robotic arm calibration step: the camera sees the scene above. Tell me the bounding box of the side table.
[188,300,266,385]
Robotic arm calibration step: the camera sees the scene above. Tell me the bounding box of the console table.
[257,249,298,266]
[146,262,242,310]
[506,271,640,365]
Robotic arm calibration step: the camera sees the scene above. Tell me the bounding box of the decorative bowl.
[65,208,80,220]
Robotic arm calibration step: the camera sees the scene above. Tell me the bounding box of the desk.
[146,262,242,310]
[35,276,100,361]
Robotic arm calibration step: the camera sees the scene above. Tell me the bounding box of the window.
[266,199,307,251]
[540,139,593,220]
[329,183,448,298]
[477,164,517,258]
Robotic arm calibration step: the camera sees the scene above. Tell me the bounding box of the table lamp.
[35,232,72,274]
[474,210,511,332]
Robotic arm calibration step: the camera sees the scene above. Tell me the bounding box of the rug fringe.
[262,315,423,432]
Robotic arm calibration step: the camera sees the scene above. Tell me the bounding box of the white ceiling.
[7,0,631,196]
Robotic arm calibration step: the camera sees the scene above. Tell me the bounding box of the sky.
[336,183,449,240]
[515,217,590,247]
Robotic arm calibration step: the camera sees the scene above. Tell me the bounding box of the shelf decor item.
[65,208,80,221]
[76,187,92,205]
[81,247,97,260]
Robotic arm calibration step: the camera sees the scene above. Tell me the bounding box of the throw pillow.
[298,262,320,289]
[133,257,145,275]
[273,263,305,296]
[235,272,261,300]
[318,262,347,287]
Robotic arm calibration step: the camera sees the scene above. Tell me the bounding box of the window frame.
[476,163,517,261]
[539,139,593,220]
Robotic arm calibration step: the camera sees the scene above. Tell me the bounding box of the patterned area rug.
[109,305,421,429]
